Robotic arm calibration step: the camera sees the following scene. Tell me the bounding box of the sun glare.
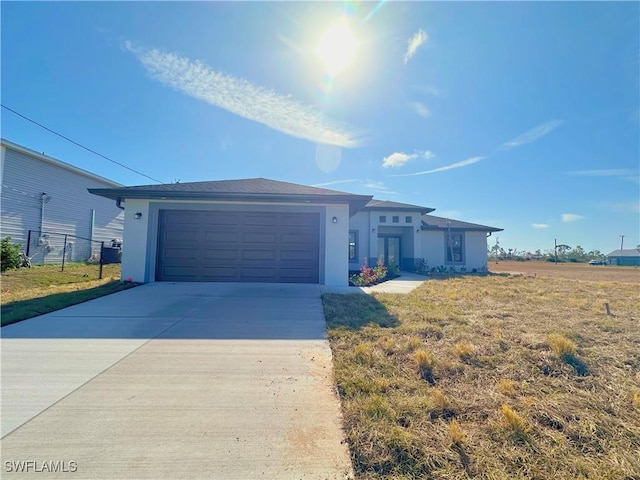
[316,20,356,76]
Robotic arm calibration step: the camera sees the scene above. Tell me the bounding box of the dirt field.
[490,260,640,283]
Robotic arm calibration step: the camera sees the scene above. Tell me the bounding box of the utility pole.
[620,235,625,250]
[554,238,558,265]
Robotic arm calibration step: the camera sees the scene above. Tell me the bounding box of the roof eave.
[364,206,435,215]
[88,188,373,214]
[421,225,503,233]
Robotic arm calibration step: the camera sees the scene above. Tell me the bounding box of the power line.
[1,104,164,184]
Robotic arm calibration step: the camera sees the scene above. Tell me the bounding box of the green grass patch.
[324,276,640,479]
[1,263,135,326]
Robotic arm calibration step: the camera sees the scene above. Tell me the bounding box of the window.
[392,216,399,223]
[379,215,386,223]
[349,231,358,262]
[405,216,412,224]
[446,233,464,263]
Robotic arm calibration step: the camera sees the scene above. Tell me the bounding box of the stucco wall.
[465,231,489,270]
[324,204,350,285]
[421,231,445,268]
[420,230,489,270]
[121,199,150,283]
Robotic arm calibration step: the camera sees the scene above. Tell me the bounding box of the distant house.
[89,178,502,286]
[1,139,124,264]
[606,249,640,267]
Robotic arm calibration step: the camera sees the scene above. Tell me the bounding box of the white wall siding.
[0,145,124,264]
[465,231,489,270]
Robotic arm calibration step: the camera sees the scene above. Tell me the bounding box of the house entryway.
[377,236,401,267]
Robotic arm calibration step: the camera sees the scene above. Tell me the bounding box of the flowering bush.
[350,258,388,286]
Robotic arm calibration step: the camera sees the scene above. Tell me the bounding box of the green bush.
[1,237,22,272]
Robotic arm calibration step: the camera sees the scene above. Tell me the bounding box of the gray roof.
[421,215,503,232]
[364,199,435,214]
[89,177,373,215]
[606,249,640,257]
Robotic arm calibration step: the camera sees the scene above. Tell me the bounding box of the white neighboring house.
[1,139,124,264]
[89,178,502,286]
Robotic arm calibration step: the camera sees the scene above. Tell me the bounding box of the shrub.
[387,262,399,277]
[350,257,387,286]
[1,237,21,272]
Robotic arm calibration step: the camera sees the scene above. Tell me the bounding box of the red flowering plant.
[349,257,387,286]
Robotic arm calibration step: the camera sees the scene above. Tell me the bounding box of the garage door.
[156,210,320,283]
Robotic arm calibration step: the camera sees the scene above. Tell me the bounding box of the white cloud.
[125,42,362,148]
[393,156,485,177]
[532,223,550,229]
[561,213,584,223]
[383,152,413,168]
[412,102,431,118]
[404,29,427,65]
[312,179,397,195]
[502,120,562,149]
[363,181,398,195]
[311,179,359,188]
[382,150,434,168]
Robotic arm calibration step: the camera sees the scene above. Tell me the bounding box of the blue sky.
[2,1,638,254]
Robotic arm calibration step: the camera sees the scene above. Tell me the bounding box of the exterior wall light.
[133,212,143,220]
[372,228,376,233]
[332,216,338,224]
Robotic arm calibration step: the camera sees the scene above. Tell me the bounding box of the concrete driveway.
[1,283,353,479]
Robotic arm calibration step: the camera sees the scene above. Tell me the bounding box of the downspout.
[116,197,125,210]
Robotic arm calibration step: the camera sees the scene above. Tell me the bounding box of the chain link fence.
[24,230,121,279]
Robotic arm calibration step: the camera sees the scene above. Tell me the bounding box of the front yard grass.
[1,263,136,326]
[323,275,640,479]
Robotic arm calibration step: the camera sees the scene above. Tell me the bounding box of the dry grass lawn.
[490,260,640,284]
[323,274,640,479]
[1,263,134,326]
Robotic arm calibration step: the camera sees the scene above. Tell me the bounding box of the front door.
[377,236,401,267]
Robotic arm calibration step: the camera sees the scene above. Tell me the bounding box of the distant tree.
[555,244,571,262]
[569,245,587,262]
